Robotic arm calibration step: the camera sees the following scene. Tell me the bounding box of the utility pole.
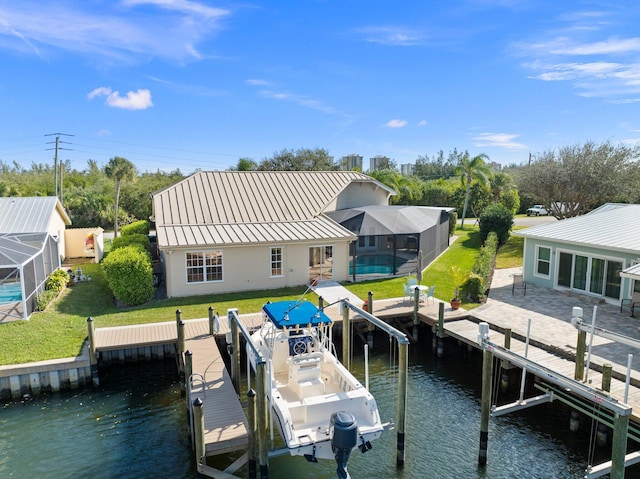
[45,133,73,201]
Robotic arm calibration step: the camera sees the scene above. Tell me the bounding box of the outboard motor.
[330,411,358,479]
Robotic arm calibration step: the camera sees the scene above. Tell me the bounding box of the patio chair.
[408,278,417,288]
[512,274,526,296]
[425,285,436,305]
[403,283,412,304]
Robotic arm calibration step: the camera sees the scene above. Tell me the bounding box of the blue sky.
[1,1,640,174]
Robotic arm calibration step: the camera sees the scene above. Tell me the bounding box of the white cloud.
[472,132,527,150]
[246,79,270,86]
[0,1,230,63]
[258,89,341,116]
[356,26,422,46]
[385,119,408,128]
[418,120,427,126]
[88,87,153,110]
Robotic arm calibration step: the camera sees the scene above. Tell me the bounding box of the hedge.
[111,233,150,252]
[102,245,155,306]
[465,232,498,302]
[37,269,70,311]
[121,220,150,236]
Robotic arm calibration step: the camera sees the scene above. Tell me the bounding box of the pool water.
[0,282,22,304]
[349,254,407,275]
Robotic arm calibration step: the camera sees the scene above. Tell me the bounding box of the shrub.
[111,233,150,253]
[467,232,498,302]
[121,220,150,236]
[102,246,155,306]
[479,203,513,246]
[36,290,59,311]
[448,211,458,236]
[45,269,70,292]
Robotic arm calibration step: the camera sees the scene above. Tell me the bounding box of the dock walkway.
[93,313,263,458]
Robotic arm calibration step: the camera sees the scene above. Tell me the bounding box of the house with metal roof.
[0,197,71,321]
[151,171,452,298]
[516,203,640,307]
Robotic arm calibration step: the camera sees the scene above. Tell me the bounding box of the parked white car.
[526,205,548,216]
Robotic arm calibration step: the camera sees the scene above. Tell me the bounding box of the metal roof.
[326,205,451,236]
[516,203,640,254]
[0,233,49,267]
[621,263,640,280]
[0,197,71,233]
[152,171,387,248]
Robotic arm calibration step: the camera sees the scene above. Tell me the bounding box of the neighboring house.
[0,196,71,321]
[516,204,640,306]
[151,171,452,298]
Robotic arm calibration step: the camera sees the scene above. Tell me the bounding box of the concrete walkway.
[473,267,640,381]
[310,280,364,308]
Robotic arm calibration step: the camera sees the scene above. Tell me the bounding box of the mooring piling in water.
[255,361,269,479]
[478,323,493,467]
[397,340,408,467]
[86,317,99,386]
[193,397,205,465]
[247,389,257,479]
[184,350,193,395]
[230,316,241,394]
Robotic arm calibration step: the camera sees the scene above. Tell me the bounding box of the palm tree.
[454,153,490,228]
[490,172,514,203]
[104,156,136,237]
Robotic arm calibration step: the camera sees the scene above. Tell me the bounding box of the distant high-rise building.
[369,155,391,172]
[340,154,363,171]
[400,163,415,176]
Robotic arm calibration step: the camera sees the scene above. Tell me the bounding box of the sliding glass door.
[309,246,333,283]
[556,251,622,301]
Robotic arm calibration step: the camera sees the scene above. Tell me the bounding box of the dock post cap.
[193,397,203,407]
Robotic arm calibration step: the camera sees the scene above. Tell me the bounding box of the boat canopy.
[263,300,332,329]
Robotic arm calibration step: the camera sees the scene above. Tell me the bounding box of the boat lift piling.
[342,300,410,467]
[477,321,635,479]
[228,309,269,479]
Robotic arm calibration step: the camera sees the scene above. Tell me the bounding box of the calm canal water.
[1,334,633,478]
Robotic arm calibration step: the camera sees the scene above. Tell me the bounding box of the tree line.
[2,141,638,231]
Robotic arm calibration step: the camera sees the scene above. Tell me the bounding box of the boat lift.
[476,321,638,479]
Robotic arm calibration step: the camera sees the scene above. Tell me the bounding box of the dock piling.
[184,350,193,396]
[575,330,586,381]
[87,317,99,386]
[193,397,205,465]
[478,323,493,467]
[255,361,269,479]
[247,389,257,479]
[396,341,408,467]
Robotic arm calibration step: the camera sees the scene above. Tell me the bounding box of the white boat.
[248,299,384,463]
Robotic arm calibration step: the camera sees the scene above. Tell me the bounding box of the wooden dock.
[93,313,263,458]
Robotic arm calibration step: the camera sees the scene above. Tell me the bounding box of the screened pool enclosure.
[0,232,60,321]
[326,205,452,282]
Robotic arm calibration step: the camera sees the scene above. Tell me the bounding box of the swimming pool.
[0,282,22,305]
[349,254,407,275]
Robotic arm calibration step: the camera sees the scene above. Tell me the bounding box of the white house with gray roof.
[151,170,453,299]
[516,203,640,307]
[151,171,396,298]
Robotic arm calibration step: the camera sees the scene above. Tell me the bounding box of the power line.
[45,133,73,201]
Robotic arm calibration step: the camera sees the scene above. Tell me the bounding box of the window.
[186,251,223,283]
[270,247,283,277]
[536,246,551,277]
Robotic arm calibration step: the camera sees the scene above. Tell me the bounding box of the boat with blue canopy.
[248,299,384,469]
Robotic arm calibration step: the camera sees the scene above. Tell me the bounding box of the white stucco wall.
[46,209,69,261]
[163,240,352,298]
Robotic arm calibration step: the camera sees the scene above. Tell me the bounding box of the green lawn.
[0,225,523,366]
